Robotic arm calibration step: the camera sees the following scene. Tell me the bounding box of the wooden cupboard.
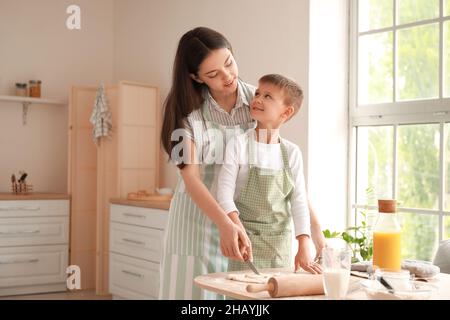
[68,81,160,295]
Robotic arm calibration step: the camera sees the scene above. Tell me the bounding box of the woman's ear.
[282,106,295,121]
[190,73,204,84]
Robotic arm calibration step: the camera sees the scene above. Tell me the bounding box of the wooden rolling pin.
[246,274,324,298]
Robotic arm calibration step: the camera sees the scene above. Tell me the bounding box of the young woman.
[159,27,325,300]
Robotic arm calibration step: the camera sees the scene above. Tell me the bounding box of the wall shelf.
[0,95,66,125]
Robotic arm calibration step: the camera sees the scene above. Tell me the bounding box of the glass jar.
[372,199,402,270]
[15,83,27,97]
[373,268,412,291]
[29,80,41,98]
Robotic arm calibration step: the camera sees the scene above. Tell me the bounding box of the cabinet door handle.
[122,213,146,219]
[0,206,40,211]
[121,270,144,278]
[0,229,40,235]
[122,238,146,246]
[0,258,39,265]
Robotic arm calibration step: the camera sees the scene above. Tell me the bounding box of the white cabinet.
[109,204,168,299]
[0,199,69,296]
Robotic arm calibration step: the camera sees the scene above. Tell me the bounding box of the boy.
[217,74,321,274]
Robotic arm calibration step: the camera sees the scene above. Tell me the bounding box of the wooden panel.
[121,127,139,167]
[117,82,159,198]
[72,249,96,290]
[140,87,157,127]
[69,82,159,296]
[140,127,156,168]
[68,86,99,292]
[96,87,119,295]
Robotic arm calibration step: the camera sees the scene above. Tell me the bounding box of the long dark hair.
[161,27,233,167]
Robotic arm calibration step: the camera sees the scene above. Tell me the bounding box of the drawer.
[0,245,68,288]
[109,252,159,299]
[0,216,69,247]
[110,222,163,263]
[0,200,69,218]
[110,204,168,229]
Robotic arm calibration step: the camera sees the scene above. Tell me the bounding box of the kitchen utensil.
[361,279,437,300]
[245,260,260,275]
[19,173,27,183]
[246,274,324,298]
[378,276,395,294]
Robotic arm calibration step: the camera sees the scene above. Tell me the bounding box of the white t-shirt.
[217,131,311,237]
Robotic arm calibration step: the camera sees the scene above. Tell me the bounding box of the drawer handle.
[0,229,40,235]
[122,270,144,278]
[122,213,146,219]
[122,238,146,246]
[0,206,41,211]
[0,258,39,265]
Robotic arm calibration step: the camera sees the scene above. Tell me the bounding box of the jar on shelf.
[29,80,41,98]
[15,83,27,97]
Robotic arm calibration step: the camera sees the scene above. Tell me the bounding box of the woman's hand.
[217,220,249,261]
[228,211,253,261]
[295,235,322,274]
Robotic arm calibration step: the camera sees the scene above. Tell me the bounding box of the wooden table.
[194,267,450,300]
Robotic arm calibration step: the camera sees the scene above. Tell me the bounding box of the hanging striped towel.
[90,84,112,145]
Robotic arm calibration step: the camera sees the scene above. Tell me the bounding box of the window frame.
[349,0,450,246]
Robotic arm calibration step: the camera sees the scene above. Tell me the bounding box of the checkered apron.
[228,130,295,271]
[159,89,256,300]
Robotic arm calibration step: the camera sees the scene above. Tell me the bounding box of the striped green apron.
[159,90,256,300]
[228,131,295,271]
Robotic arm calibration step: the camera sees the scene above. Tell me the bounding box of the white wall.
[0,0,349,231]
[308,0,349,231]
[113,0,310,189]
[0,0,114,192]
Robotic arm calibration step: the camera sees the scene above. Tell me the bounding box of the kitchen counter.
[110,197,171,210]
[0,193,70,200]
[195,267,450,300]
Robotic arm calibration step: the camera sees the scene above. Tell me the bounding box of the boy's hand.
[311,223,326,262]
[295,235,322,274]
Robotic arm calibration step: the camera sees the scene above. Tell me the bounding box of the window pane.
[445,21,450,98]
[445,123,450,211]
[358,32,393,104]
[445,0,450,17]
[397,24,439,101]
[400,212,438,261]
[398,124,439,210]
[359,0,393,32]
[356,126,393,205]
[397,0,439,25]
[445,216,450,239]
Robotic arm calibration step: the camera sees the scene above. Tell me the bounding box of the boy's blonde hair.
[259,74,304,120]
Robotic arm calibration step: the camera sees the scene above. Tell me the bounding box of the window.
[350,0,450,261]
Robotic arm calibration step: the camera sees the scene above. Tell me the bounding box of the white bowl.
[361,279,437,300]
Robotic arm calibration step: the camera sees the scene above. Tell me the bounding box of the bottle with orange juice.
[372,199,402,270]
